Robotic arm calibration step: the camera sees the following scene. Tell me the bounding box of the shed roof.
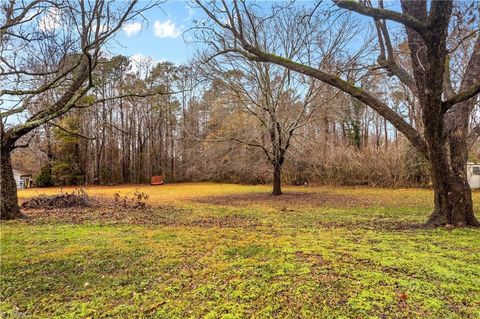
[12,169,31,176]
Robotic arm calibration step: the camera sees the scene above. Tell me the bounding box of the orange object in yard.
[151,176,164,185]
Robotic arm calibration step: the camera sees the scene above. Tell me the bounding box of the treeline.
[8,53,466,187]
[12,53,452,188]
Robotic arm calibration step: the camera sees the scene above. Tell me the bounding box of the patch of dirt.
[21,206,265,229]
[21,205,186,225]
[294,251,341,284]
[191,191,367,208]
[294,251,326,265]
[188,214,264,228]
[315,219,426,231]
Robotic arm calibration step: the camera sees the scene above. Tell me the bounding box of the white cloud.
[130,53,152,67]
[184,4,195,21]
[39,7,62,32]
[38,8,109,34]
[122,22,142,37]
[153,20,181,39]
[129,54,166,76]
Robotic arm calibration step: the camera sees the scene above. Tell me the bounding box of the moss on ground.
[1,184,479,318]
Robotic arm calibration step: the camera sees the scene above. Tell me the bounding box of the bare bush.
[113,189,150,209]
[21,189,94,209]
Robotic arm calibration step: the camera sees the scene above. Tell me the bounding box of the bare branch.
[443,83,480,110]
[334,0,427,35]
[236,45,428,157]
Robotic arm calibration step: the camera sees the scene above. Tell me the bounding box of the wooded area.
[13,55,430,187]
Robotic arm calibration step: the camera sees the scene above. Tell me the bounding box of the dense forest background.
[11,53,479,188]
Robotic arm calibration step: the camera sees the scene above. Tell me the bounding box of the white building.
[467,163,480,189]
[13,169,32,189]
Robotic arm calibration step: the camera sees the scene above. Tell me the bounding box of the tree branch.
[49,122,96,140]
[443,33,480,111]
[442,83,480,111]
[236,44,429,157]
[334,0,427,35]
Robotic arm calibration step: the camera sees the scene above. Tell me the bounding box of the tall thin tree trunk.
[383,118,388,150]
[323,116,329,158]
[171,134,175,181]
[45,124,54,180]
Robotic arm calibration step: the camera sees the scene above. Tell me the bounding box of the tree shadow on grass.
[190,192,369,208]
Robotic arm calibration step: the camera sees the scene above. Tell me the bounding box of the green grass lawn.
[1,183,480,318]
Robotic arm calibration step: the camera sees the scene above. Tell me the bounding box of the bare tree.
[195,0,480,226]
[200,51,330,194]
[194,3,364,195]
[0,0,155,219]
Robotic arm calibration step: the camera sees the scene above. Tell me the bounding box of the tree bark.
[0,146,22,220]
[422,100,478,226]
[272,163,282,196]
[428,103,480,227]
[427,170,477,226]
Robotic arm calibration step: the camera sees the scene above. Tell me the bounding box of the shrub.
[403,144,430,186]
[35,166,53,187]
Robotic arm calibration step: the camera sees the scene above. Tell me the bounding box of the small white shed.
[467,163,480,189]
[13,169,32,189]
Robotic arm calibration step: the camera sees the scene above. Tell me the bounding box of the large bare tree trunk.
[428,172,476,226]
[402,0,477,227]
[422,99,478,227]
[425,124,476,226]
[0,146,22,220]
[428,104,480,226]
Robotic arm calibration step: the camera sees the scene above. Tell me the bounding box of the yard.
[1,183,480,318]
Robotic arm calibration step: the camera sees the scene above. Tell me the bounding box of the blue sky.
[109,0,389,67]
[111,1,200,66]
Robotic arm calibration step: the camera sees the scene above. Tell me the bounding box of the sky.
[2,2,201,125]
[32,0,402,69]
[109,0,390,68]
[110,1,201,67]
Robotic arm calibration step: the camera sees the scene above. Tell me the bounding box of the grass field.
[1,183,480,318]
